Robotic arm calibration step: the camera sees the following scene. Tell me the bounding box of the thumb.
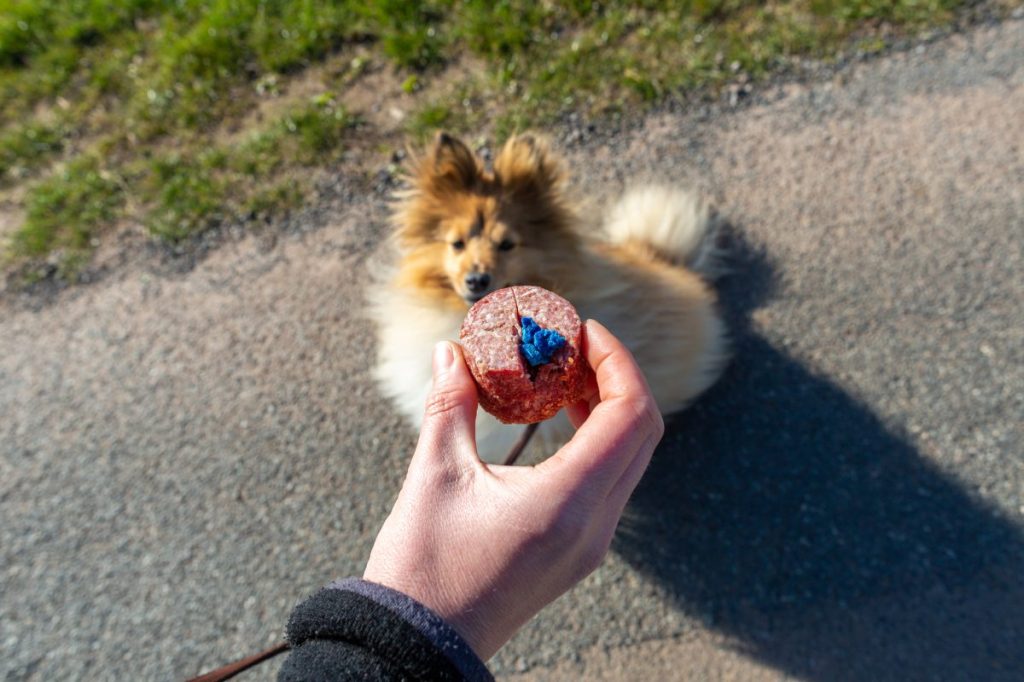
[414,341,480,464]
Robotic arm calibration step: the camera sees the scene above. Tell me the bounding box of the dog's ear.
[420,132,480,193]
[493,134,564,197]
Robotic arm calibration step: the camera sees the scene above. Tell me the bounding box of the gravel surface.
[2,16,1023,682]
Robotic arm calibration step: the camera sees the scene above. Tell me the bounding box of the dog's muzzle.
[464,272,491,295]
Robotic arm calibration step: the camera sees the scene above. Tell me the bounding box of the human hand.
[362,320,664,660]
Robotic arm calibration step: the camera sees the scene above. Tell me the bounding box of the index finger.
[539,320,664,493]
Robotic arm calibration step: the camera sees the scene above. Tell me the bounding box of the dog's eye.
[451,240,465,251]
[498,239,516,251]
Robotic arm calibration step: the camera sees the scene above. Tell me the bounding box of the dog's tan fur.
[370,132,728,462]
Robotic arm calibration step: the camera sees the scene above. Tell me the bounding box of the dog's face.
[393,132,578,307]
[437,193,530,304]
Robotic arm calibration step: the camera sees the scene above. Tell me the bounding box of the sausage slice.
[460,286,592,424]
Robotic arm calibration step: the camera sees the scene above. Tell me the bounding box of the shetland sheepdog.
[369,132,728,463]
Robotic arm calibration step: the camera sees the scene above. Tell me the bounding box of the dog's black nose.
[465,272,491,294]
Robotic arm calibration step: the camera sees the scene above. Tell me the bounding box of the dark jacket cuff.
[280,578,493,682]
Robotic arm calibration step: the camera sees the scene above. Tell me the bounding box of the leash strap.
[503,423,538,466]
[187,641,289,682]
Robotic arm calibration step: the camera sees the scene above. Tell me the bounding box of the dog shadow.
[612,230,1024,680]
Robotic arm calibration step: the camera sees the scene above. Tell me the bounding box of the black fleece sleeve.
[279,579,494,682]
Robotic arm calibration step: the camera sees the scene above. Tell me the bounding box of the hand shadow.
[614,228,1024,681]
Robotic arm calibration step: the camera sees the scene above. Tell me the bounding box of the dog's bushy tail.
[603,185,724,279]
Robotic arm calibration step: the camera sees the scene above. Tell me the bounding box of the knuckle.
[650,405,665,440]
[423,385,463,419]
[627,395,663,438]
[548,510,589,546]
[545,492,598,544]
[579,540,609,576]
[516,501,589,553]
[515,497,610,579]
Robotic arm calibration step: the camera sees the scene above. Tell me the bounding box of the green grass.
[142,96,353,242]
[12,155,123,258]
[0,122,64,183]
[0,0,995,278]
[144,154,225,241]
[7,93,352,260]
[408,103,455,142]
[146,94,352,238]
[242,180,305,220]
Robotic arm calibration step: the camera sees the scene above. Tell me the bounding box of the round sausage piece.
[459,286,592,424]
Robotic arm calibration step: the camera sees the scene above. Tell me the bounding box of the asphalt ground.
[2,16,1022,682]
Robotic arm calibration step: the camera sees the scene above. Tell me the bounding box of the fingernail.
[433,341,454,376]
